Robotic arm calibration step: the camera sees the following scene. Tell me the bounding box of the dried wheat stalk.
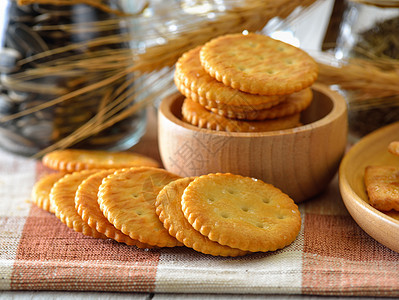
[4,0,318,156]
[135,0,318,71]
[317,54,399,104]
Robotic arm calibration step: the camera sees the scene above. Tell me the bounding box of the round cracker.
[181,173,301,252]
[181,97,300,132]
[210,88,313,120]
[98,167,182,247]
[155,177,248,257]
[75,169,153,248]
[50,169,107,239]
[200,33,318,95]
[175,46,285,109]
[43,149,160,172]
[31,172,65,213]
[388,141,399,156]
[175,79,283,113]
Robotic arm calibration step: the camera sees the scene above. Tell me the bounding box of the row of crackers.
[32,149,301,257]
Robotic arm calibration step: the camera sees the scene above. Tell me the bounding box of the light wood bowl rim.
[159,83,346,138]
[339,121,399,252]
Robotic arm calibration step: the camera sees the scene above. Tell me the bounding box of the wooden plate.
[339,122,399,253]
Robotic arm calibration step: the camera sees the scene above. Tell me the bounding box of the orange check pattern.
[0,148,398,295]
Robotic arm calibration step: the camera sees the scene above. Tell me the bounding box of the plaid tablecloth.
[0,145,398,296]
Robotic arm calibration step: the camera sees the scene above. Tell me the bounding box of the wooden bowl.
[339,122,399,253]
[158,83,347,202]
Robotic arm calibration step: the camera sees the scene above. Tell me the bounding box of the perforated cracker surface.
[155,177,248,256]
[200,33,318,95]
[181,173,301,252]
[43,149,159,172]
[211,88,313,120]
[98,167,182,247]
[181,97,300,132]
[175,46,285,108]
[75,169,153,248]
[50,169,107,239]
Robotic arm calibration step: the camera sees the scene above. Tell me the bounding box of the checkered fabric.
[0,148,398,296]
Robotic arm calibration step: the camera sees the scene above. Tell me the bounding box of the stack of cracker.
[174,33,318,132]
[32,149,301,257]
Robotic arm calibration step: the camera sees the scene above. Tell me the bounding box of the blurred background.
[1,0,399,156]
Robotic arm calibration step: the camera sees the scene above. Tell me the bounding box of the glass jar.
[0,0,319,156]
[334,0,399,141]
[0,0,150,156]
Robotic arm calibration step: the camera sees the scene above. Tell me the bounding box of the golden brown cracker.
[365,165,399,211]
[75,169,153,248]
[211,88,313,120]
[31,172,65,213]
[98,167,183,247]
[155,177,248,256]
[175,46,285,109]
[181,173,301,252]
[181,97,300,132]
[50,169,107,238]
[199,33,318,95]
[175,79,282,113]
[388,141,399,156]
[43,149,159,172]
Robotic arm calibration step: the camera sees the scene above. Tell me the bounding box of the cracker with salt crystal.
[50,169,107,238]
[182,97,300,132]
[98,167,182,247]
[43,149,159,172]
[200,33,318,95]
[156,177,248,256]
[75,169,153,248]
[210,88,313,121]
[175,46,285,109]
[181,173,301,252]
